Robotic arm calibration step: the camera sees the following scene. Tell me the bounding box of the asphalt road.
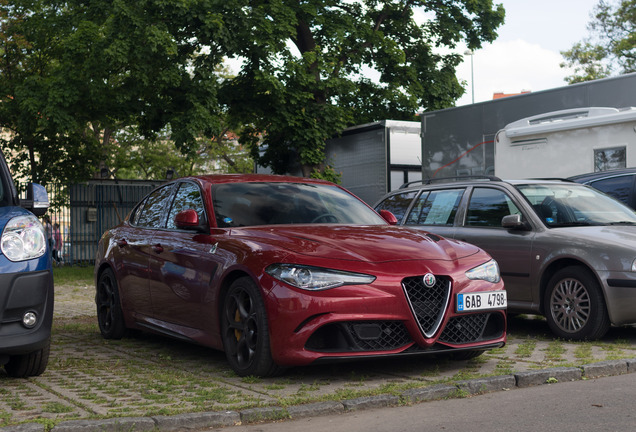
[213,372,636,432]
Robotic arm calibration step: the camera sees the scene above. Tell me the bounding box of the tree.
[108,126,253,180]
[561,0,635,84]
[0,0,232,184]
[0,1,103,184]
[223,0,505,180]
[2,1,505,183]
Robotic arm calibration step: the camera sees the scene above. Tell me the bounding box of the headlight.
[631,258,636,272]
[1,215,47,262]
[266,264,376,291]
[466,260,500,283]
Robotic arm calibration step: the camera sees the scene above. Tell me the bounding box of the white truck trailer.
[494,107,636,179]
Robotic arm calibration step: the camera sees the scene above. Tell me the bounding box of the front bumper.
[0,269,54,355]
[261,265,507,367]
[601,270,636,326]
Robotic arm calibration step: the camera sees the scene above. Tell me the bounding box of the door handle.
[152,244,164,254]
[116,239,128,248]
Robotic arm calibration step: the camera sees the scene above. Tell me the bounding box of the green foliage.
[561,0,635,84]
[1,0,505,181]
[109,126,253,180]
[0,0,231,183]
[224,0,506,177]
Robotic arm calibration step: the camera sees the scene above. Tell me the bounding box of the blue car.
[0,150,53,377]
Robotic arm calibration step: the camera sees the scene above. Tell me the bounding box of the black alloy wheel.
[221,277,282,377]
[96,268,127,339]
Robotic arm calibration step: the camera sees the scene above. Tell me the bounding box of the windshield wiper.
[607,221,636,226]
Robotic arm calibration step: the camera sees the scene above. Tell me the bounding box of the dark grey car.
[375,177,636,340]
[569,168,636,210]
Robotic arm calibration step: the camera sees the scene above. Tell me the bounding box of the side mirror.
[21,183,50,217]
[175,209,207,232]
[502,214,529,230]
[379,209,399,225]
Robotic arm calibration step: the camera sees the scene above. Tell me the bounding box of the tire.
[5,338,50,378]
[544,266,610,340]
[221,277,283,377]
[96,268,127,339]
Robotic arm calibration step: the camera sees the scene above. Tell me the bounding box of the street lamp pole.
[464,50,474,104]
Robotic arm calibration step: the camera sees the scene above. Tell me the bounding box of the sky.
[454,0,601,106]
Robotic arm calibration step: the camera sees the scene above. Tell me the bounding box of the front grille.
[305,321,412,352]
[402,275,451,338]
[439,313,506,344]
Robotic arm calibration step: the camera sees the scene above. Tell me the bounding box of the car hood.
[555,224,636,248]
[230,225,481,263]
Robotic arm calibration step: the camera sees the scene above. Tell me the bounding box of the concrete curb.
[6,357,636,432]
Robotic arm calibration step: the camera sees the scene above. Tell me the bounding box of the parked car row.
[5,150,636,378]
[91,169,636,376]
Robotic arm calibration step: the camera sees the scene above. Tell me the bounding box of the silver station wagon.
[375,176,636,340]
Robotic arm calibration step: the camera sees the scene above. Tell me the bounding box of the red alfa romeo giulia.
[94,174,507,376]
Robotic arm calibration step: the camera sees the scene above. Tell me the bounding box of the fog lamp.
[23,312,37,328]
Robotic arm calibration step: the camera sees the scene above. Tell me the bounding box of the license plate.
[457,291,507,312]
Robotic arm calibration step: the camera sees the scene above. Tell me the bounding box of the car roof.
[394,176,575,193]
[182,174,335,187]
[568,168,636,183]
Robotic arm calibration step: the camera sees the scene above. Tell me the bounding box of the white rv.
[494,107,636,179]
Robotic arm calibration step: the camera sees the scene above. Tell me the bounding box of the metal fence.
[33,180,162,266]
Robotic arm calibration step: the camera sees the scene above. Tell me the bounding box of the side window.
[136,185,175,228]
[129,200,146,225]
[166,182,206,229]
[374,191,417,223]
[466,188,520,227]
[405,189,464,226]
[590,175,634,205]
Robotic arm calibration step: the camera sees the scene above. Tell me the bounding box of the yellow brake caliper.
[234,309,242,341]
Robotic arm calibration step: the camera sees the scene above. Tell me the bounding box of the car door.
[453,186,536,304]
[147,181,221,331]
[115,184,176,318]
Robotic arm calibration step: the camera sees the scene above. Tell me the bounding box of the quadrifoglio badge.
[423,273,436,288]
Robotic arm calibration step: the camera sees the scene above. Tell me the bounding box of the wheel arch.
[538,258,604,315]
[95,262,114,287]
[216,269,259,327]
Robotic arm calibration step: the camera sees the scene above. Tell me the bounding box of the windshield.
[213,182,386,227]
[517,183,636,227]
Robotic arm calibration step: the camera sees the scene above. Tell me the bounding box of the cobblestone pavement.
[2,283,636,430]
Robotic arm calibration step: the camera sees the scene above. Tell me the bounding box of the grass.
[514,339,537,358]
[53,266,94,286]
